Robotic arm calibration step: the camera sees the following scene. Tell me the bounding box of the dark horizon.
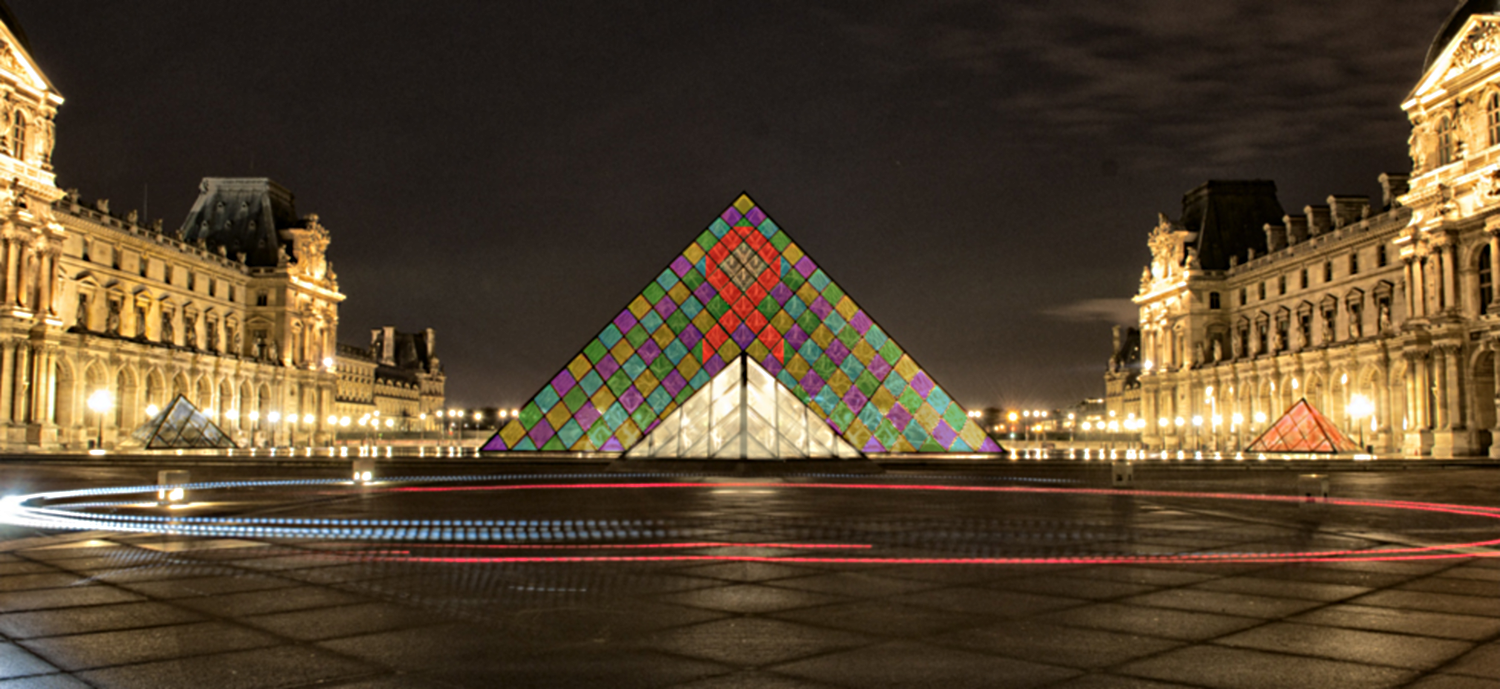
[5,1,1457,409]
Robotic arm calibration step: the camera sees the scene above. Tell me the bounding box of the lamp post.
[87,389,112,450]
[303,413,315,448]
[1191,415,1203,451]
[1348,394,1374,453]
[1232,413,1244,451]
[249,410,261,448]
[328,414,339,447]
[267,411,281,448]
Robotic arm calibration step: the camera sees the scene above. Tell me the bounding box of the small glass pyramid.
[483,193,1003,456]
[1244,398,1360,454]
[626,355,861,460]
[128,395,238,450]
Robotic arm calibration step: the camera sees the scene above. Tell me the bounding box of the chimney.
[1284,214,1308,245]
[1379,173,1410,208]
[1305,206,1333,237]
[1328,195,1371,227]
[1264,223,1287,252]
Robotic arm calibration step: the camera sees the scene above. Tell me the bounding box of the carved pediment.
[0,27,55,95]
[1412,16,1500,103]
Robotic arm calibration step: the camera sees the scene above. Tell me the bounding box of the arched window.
[9,111,24,160]
[1490,92,1500,149]
[1481,244,1494,310]
[1438,116,1455,167]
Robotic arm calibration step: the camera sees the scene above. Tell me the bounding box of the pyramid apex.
[732,194,756,214]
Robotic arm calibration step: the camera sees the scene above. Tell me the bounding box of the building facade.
[1110,2,1500,458]
[0,11,442,451]
[334,326,445,432]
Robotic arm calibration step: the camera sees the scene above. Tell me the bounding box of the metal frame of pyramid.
[127,394,239,450]
[625,355,863,460]
[1243,398,1361,454]
[483,193,1004,456]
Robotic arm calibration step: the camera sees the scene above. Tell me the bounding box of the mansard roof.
[1426,0,1500,73]
[179,178,299,267]
[1180,180,1284,271]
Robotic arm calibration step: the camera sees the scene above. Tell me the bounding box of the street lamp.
[1348,394,1375,453]
[267,411,281,448]
[249,410,261,448]
[87,389,112,450]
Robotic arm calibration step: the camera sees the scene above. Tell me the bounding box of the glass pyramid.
[1244,398,1360,454]
[626,355,862,460]
[128,395,238,450]
[483,193,1004,456]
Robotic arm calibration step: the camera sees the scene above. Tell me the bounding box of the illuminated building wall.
[1113,6,1500,457]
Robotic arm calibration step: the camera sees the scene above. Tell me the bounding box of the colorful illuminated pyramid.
[482,194,1003,457]
[1244,399,1361,454]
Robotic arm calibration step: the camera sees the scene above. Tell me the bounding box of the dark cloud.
[5,1,1462,410]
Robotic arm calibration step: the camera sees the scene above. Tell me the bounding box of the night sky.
[6,1,1459,410]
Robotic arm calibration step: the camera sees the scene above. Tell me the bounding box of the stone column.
[2,238,17,307]
[1433,347,1449,430]
[1415,256,1428,318]
[0,342,12,423]
[1443,242,1458,314]
[1490,232,1500,313]
[1403,259,1415,318]
[1444,344,1464,431]
[1491,342,1500,458]
[37,253,52,318]
[10,343,27,423]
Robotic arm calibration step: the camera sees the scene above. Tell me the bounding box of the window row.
[1216,245,1388,309]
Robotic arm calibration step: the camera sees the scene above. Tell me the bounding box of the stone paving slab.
[0,464,1498,687]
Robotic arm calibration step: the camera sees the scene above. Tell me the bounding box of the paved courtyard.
[0,460,1498,688]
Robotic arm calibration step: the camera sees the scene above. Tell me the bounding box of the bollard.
[157,470,190,506]
[1111,461,1134,487]
[353,458,375,484]
[1297,474,1329,502]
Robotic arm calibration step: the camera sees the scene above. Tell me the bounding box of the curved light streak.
[3,476,1498,565]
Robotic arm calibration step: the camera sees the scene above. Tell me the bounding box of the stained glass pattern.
[483,194,1003,455]
[129,395,238,450]
[1244,398,1361,454]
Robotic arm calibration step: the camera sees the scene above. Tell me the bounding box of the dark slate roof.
[0,1,32,52]
[391,330,438,372]
[1180,180,1283,271]
[179,178,298,267]
[1426,0,1500,73]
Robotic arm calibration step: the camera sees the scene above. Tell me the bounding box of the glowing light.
[144,403,160,419]
[7,478,1499,568]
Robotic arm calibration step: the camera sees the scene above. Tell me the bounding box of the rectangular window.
[1300,268,1308,289]
[1209,292,1221,310]
[1324,261,1333,282]
[1239,288,1247,306]
[256,291,269,307]
[1278,275,1286,295]
[1377,245,1388,268]
[139,256,149,278]
[1258,282,1266,300]
[1349,252,1359,276]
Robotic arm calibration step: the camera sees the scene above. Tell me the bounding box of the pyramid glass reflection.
[483,194,1003,456]
[128,395,238,450]
[626,356,862,460]
[1244,398,1360,454]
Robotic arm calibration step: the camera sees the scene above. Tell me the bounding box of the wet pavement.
[0,461,1498,688]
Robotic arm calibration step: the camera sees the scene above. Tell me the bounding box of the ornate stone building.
[334,326,445,431]
[1111,1,1500,457]
[0,9,443,450]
